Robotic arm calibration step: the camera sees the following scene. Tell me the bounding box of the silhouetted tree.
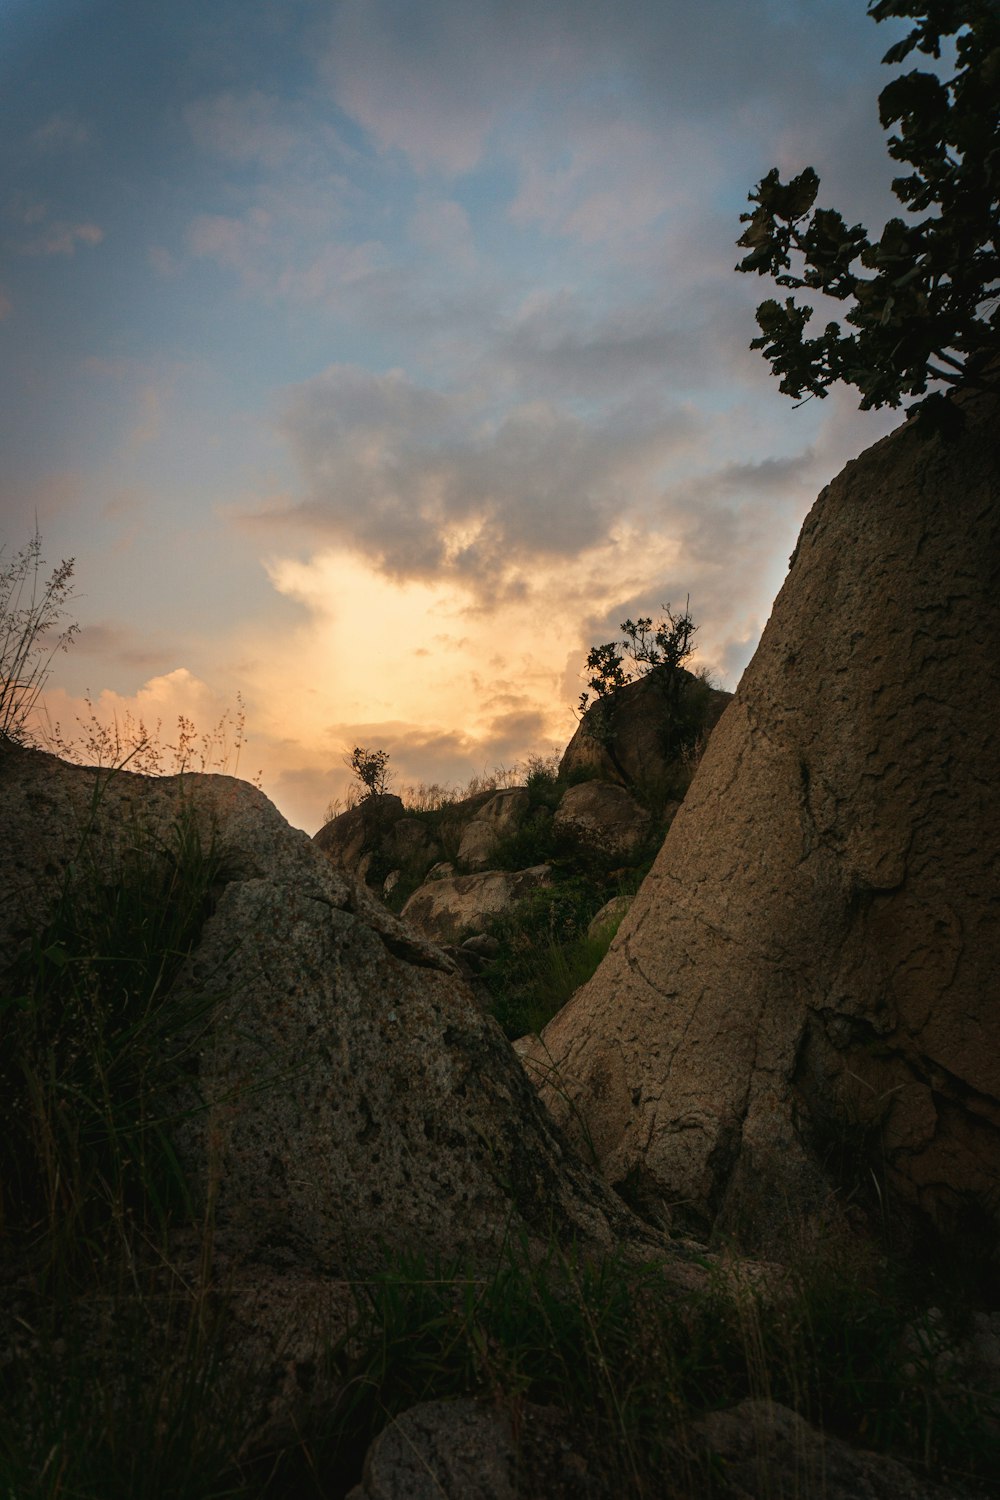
[737,0,1000,415]
[348,745,392,801]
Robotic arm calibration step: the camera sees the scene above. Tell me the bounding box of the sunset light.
[2,0,905,829]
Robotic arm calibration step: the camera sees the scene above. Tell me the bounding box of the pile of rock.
[313,667,730,955]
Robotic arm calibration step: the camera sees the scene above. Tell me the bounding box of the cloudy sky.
[2,0,908,830]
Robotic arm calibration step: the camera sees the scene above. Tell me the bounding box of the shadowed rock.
[525,390,1000,1261]
[560,667,730,791]
[0,748,651,1272]
[552,781,652,863]
[400,864,554,946]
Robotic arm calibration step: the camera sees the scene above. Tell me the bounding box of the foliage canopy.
[348,744,392,800]
[578,602,697,721]
[737,0,1000,412]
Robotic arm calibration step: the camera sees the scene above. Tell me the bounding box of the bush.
[736,1,1000,415]
[347,745,392,800]
[481,877,623,1038]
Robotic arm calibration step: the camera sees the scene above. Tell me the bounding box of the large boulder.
[347,1398,609,1500]
[401,864,553,946]
[0,748,646,1271]
[689,1400,956,1500]
[314,794,405,875]
[525,390,1000,1261]
[552,781,652,864]
[457,788,530,871]
[560,668,730,791]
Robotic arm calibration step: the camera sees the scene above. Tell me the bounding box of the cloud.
[321,0,901,208]
[124,386,162,449]
[147,244,178,278]
[323,0,561,174]
[185,197,384,304]
[187,211,267,273]
[251,364,700,595]
[6,0,915,837]
[30,111,92,152]
[184,89,298,167]
[20,218,103,256]
[408,196,476,270]
[492,285,728,401]
[71,622,178,671]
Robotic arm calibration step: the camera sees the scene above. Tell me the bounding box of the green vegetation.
[737,0,1000,415]
[482,878,631,1039]
[0,789,227,1257]
[316,1237,999,1498]
[2,547,996,1500]
[6,1209,997,1498]
[577,602,698,784]
[347,744,393,801]
[578,601,697,719]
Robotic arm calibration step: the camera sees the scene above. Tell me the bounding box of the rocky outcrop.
[560,667,730,791]
[689,1400,958,1500]
[401,864,553,946]
[457,789,530,871]
[525,389,1000,1261]
[347,1391,971,1499]
[314,794,406,875]
[551,781,652,864]
[0,748,647,1272]
[347,1399,609,1500]
[587,894,633,939]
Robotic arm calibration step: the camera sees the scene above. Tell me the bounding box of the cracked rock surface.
[523,390,1000,1259]
[0,749,650,1271]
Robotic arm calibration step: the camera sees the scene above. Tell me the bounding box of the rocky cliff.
[524,388,1000,1263]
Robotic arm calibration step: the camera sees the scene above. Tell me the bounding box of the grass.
[484,905,625,1038]
[0,785,228,1258]
[4,1214,998,1499]
[2,757,996,1497]
[478,869,638,1039]
[0,529,77,747]
[246,1235,999,1498]
[1,1260,256,1500]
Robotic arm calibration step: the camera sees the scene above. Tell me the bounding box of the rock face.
[691,1400,956,1500]
[457,788,530,871]
[401,864,553,946]
[552,781,652,864]
[527,391,1000,1260]
[0,748,645,1271]
[314,794,406,875]
[560,667,730,790]
[347,1399,609,1500]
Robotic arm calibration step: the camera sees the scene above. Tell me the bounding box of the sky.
[1,0,909,832]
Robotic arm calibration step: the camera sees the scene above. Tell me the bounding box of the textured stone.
[400,865,553,947]
[347,1399,609,1500]
[526,390,1000,1259]
[0,750,647,1272]
[457,789,530,871]
[560,668,730,790]
[586,894,633,939]
[314,796,405,875]
[383,815,441,872]
[692,1400,959,1500]
[552,781,651,863]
